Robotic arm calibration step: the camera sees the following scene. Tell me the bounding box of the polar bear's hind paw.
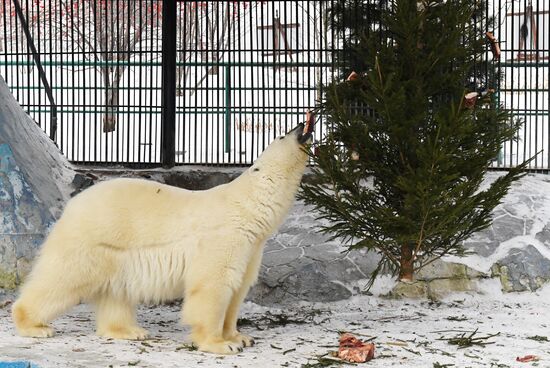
[17,325,54,338]
[97,325,149,340]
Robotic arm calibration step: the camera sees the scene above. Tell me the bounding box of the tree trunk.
[399,244,414,282]
[103,88,118,133]
[176,66,188,97]
[102,68,122,133]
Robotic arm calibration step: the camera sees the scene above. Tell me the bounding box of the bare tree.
[0,1,40,62]
[3,1,260,132]
[50,0,161,132]
[175,1,257,95]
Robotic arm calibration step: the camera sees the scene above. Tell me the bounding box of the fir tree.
[300,0,528,283]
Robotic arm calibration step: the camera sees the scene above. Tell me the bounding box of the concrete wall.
[0,77,73,287]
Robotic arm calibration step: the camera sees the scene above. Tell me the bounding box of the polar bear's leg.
[95,296,148,340]
[222,249,263,347]
[12,261,81,337]
[222,284,255,347]
[12,288,79,338]
[183,281,244,354]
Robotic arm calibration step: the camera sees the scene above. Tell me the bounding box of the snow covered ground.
[1,279,549,368]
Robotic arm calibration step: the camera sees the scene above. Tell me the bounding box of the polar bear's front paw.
[97,325,149,340]
[197,340,244,355]
[17,325,54,338]
[230,332,255,347]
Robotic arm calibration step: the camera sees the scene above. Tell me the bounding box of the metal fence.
[495,0,549,170]
[0,0,335,166]
[0,0,549,169]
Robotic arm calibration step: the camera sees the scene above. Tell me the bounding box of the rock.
[247,281,297,305]
[251,261,352,305]
[345,248,382,277]
[0,76,74,287]
[389,261,483,300]
[0,268,17,289]
[71,173,94,195]
[388,281,428,299]
[163,170,240,191]
[304,243,342,262]
[0,143,54,288]
[415,260,488,281]
[416,260,468,281]
[462,238,501,257]
[465,266,488,279]
[427,278,477,300]
[261,247,303,268]
[261,262,302,288]
[264,239,285,252]
[492,265,514,292]
[493,245,550,292]
[535,223,550,246]
[323,258,369,281]
[489,214,526,244]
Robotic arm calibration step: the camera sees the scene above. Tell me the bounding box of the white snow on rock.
[446,173,550,274]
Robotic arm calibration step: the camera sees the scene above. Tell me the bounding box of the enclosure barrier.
[0,0,548,169]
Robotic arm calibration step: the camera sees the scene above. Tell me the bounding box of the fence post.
[12,0,57,141]
[161,0,177,168]
[225,65,231,154]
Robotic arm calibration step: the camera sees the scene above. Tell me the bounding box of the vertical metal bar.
[148,2,154,163]
[69,0,75,161]
[193,5,199,163]
[25,0,30,128]
[137,0,143,163]
[12,0,57,141]
[496,0,503,167]
[161,0,177,168]
[225,64,231,153]
[114,0,119,163]
[237,3,243,165]
[2,1,8,81]
[205,2,210,164]
[93,0,99,162]
[249,1,256,165]
[181,2,188,164]
[82,0,87,161]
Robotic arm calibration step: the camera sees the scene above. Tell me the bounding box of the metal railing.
[0,0,548,169]
[494,0,549,170]
[0,0,336,166]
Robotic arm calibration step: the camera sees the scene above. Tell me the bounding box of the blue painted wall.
[0,143,54,285]
[0,361,40,368]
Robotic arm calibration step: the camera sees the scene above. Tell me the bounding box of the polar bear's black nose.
[287,121,312,144]
[287,123,305,136]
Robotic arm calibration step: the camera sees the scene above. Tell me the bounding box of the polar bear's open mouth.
[295,111,315,145]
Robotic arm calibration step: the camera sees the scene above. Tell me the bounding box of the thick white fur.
[12,127,310,354]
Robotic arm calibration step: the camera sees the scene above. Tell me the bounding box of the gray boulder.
[0,76,73,287]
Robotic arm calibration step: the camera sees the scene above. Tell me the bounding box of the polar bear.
[12,122,313,354]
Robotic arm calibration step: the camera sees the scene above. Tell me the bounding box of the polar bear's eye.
[253,168,260,172]
[279,137,285,140]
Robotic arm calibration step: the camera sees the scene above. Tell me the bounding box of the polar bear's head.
[249,123,313,176]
